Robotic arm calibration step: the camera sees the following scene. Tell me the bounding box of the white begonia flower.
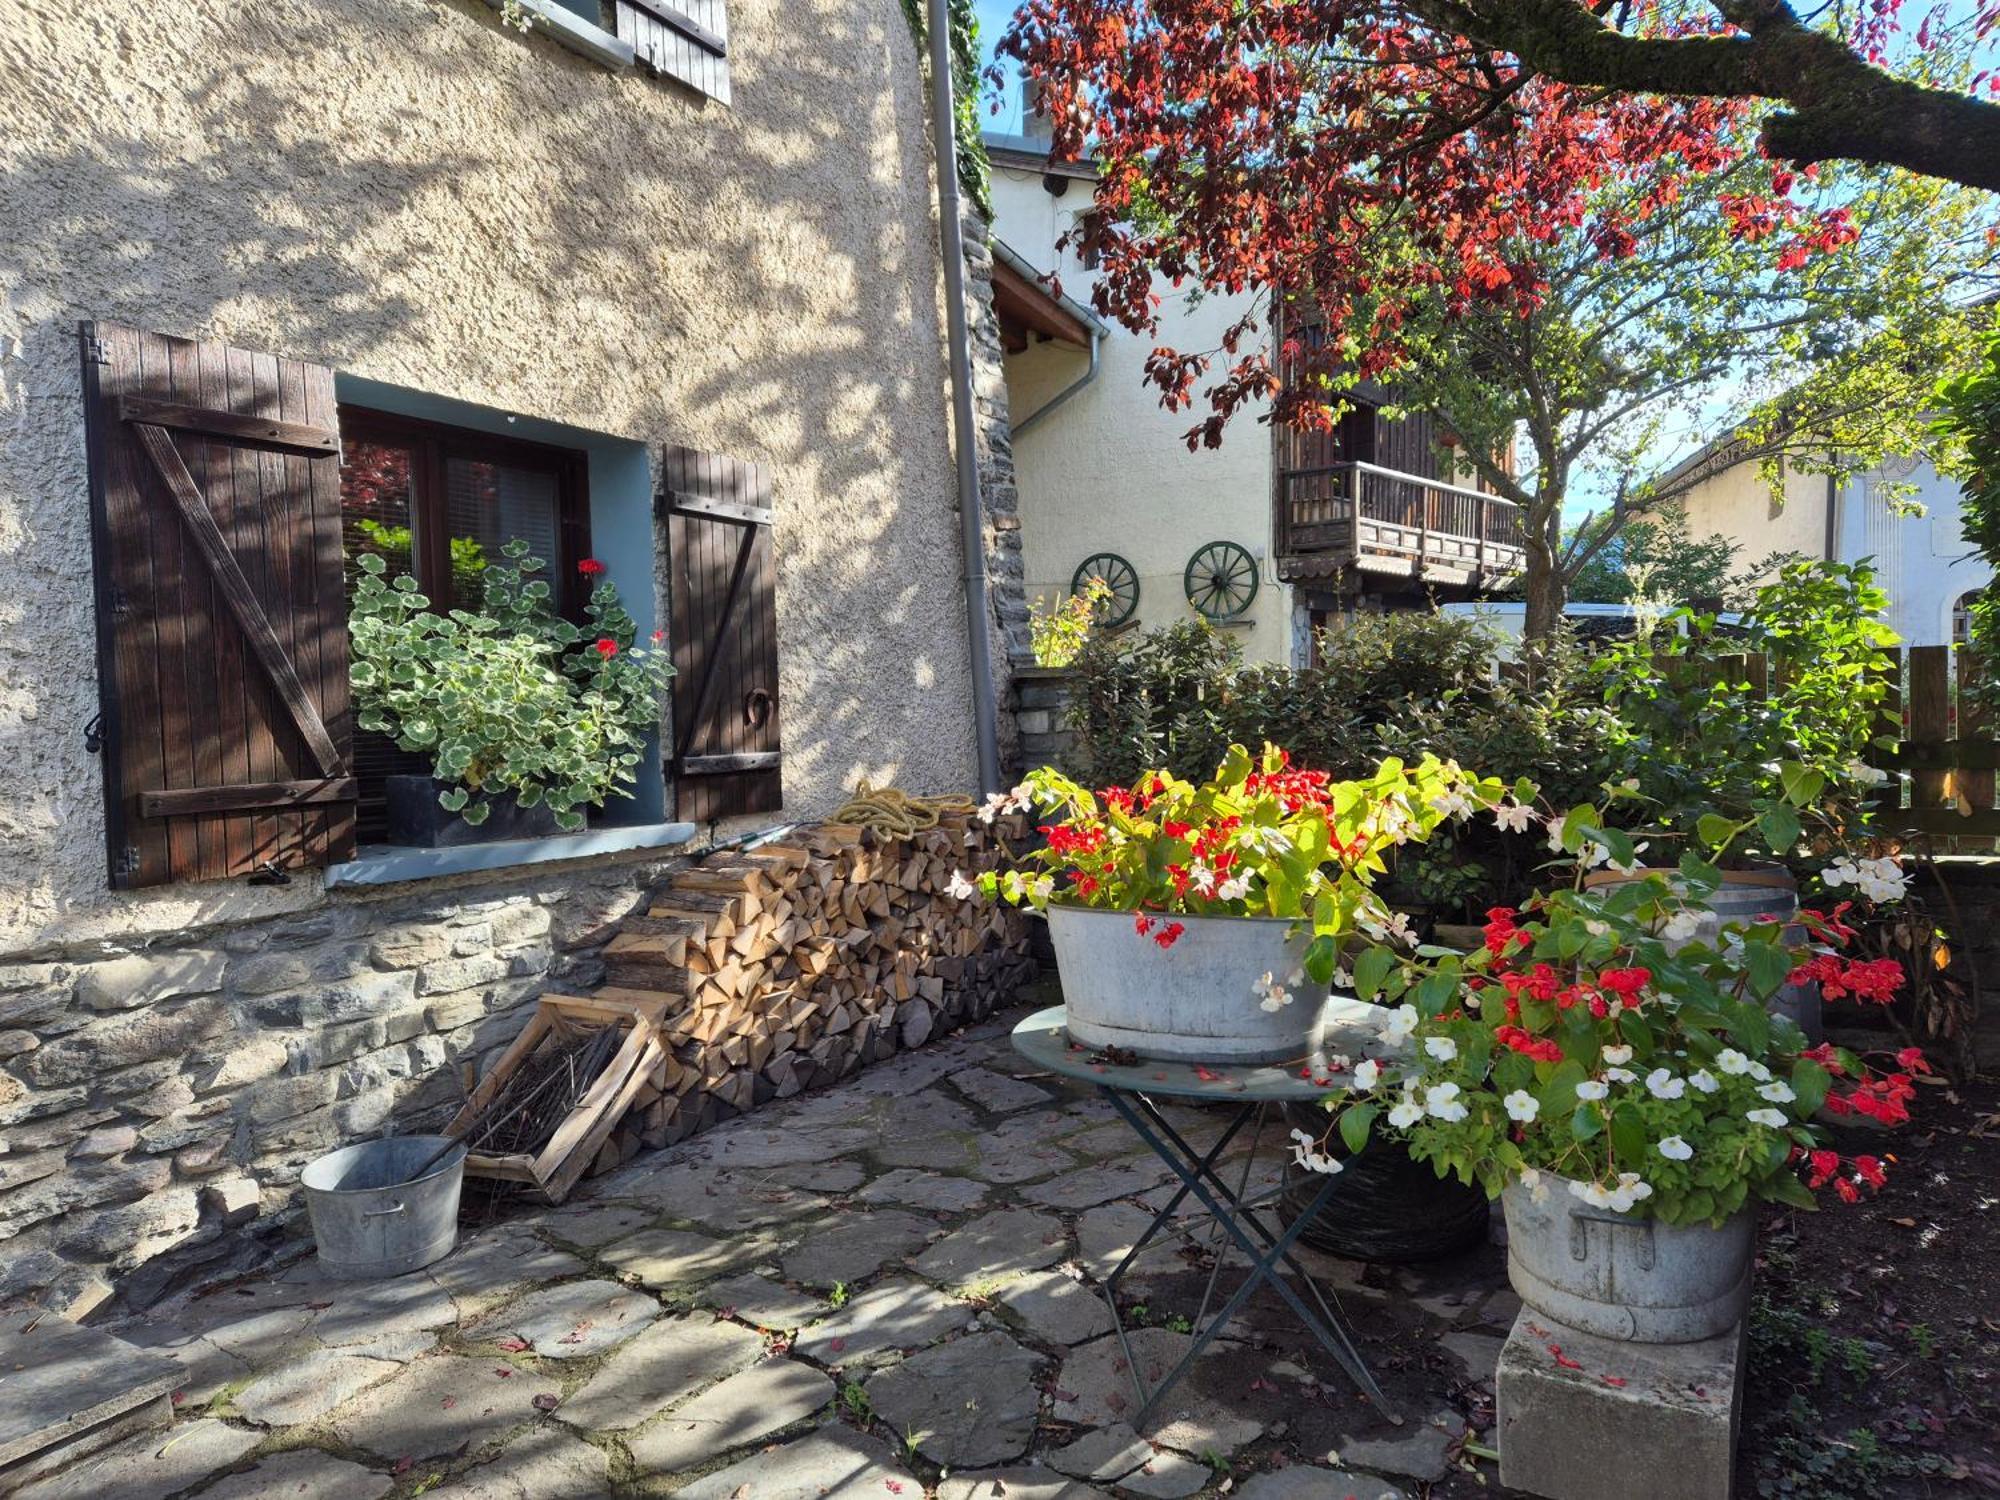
[1716,1049,1753,1076]
[1607,841,1651,876]
[1605,1067,1639,1085]
[1493,799,1535,834]
[1359,907,1418,946]
[1217,871,1253,902]
[1236,824,1295,857]
[1689,1069,1721,1095]
[1352,1058,1381,1090]
[1546,817,1570,854]
[1287,969,1305,987]
[1519,1165,1551,1203]
[1748,1061,1772,1084]
[1330,966,1355,990]
[1189,861,1219,898]
[1289,1128,1344,1176]
[1646,1068,1686,1101]
[1758,1080,1796,1104]
[1745,1108,1789,1129]
[946,870,977,900]
[1577,838,1613,871]
[1253,971,1294,1013]
[976,791,1008,824]
[1602,1044,1634,1066]
[1379,1005,1420,1049]
[1386,1088,1426,1129]
[1575,1080,1609,1101]
[1503,1089,1540,1123]
[1843,759,1891,788]
[1570,1178,1615,1208]
[1656,1136,1694,1162]
[1423,1035,1459,1063]
[1823,854,1909,904]
[1027,875,1055,903]
[1662,907,1704,943]
[1429,789,1476,822]
[1604,1173,1653,1213]
[1424,1082,1469,1122]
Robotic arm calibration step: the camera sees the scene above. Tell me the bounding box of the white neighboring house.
[1661,444,1989,647]
[984,114,1527,667]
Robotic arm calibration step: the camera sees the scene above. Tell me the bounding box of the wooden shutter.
[614,0,730,104]
[79,321,355,889]
[661,445,780,823]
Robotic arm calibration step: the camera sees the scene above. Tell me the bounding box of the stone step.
[0,1312,180,1495]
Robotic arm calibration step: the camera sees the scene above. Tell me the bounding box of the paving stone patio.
[30,997,1522,1498]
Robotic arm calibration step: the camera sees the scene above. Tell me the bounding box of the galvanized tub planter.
[1047,904,1369,1063]
[301,1135,468,1279]
[1501,1177,1754,1343]
[1587,865,1821,1038]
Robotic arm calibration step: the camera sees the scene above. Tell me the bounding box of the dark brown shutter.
[80,321,355,889]
[661,445,780,823]
[613,0,730,104]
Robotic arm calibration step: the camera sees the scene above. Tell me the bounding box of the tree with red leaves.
[1000,1,1998,635]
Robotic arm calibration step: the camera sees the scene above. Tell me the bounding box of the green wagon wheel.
[1184,540,1259,620]
[1071,552,1140,627]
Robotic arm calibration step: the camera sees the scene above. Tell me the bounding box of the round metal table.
[1010,1004,1397,1428]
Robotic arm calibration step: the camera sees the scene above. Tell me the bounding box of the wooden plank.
[682,751,780,774]
[149,330,203,885]
[117,396,336,454]
[130,423,344,776]
[618,0,727,57]
[1908,645,1951,812]
[1957,645,1996,822]
[194,334,256,877]
[139,778,358,818]
[224,341,285,871]
[299,349,355,866]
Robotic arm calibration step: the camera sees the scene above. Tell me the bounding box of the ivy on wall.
[901,0,992,219]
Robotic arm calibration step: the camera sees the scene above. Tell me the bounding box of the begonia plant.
[966,744,1513,981]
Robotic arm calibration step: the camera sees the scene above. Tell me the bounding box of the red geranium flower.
[578,558,606,576]
[593,637,618,658]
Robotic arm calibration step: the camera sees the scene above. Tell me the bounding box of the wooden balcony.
[1277,461,1526,587]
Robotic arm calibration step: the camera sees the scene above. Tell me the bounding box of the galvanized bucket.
[301,1136,467,1280]
[1048,905,1372,1063]
[1502,1179,1753,1343]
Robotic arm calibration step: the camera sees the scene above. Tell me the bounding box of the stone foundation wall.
[0,851,688,1317]
[1010,666,1081,779]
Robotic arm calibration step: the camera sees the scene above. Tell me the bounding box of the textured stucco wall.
[987,165,1294,667]
[0,0,986,955]
[1675,457,1831,568]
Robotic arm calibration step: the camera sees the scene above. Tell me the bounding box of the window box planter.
[383,775,563,848]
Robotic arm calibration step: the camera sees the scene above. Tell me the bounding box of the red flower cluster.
[1789,953,1904,1005]
[1243,764,1335,816]
[1132,914,1187,950]
[1044,823,1108,860]
[593,637,618,658]
[1494,1024,1564,1063]
[1804,1148,1890,1203]
[1483,906,1532,956]
[577,558,606,577]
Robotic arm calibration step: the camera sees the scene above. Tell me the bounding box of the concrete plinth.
[1496,1306,1745,1500]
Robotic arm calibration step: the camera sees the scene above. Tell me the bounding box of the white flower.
[1289,1128,1344,1176]
[1602,1044,1634,1066]
[1503,1089,1540,1123]
[1216,871,1253,902]
[1330,966,1354,990]
[1287,969,1305,986]
[1253,971,1294,1014]
[1189,861,1219,898]
[1843,759,1891,788]
[1493,799,1535,834]
[980,782,1035,822]
[1823,854,1908,904]
[1569,1177,1608,1206]
[1236,824,1295,858]
[1608,840,1650,876]
[946,869,977,900]
[1378,1005,1420,1048]
[1387,1088,1426,1129]
[1519,1165,1551,1203]
[1662,908,1705,944]
[1656,1136,1694,1162]
[1605,1067,1638,1085]
[1027,875,1055,903]
[1352,1058,1381,1090]
[1575,1080,1609,1101]
[1358,906,1418,946]
[1745,1108,1789,1128]
[1646,1068,1686,1101]
[1605,1173,1654,1212]
[1424,1082,1469,1123]
[1748,1061,1772,1084]
[1423,1035,1459,1063]
[1429,789,1476,822]
[976,792,1007,824]
[1689,1069,1721,1095]
[1716,1049,1752,1076]
[1758,1080,1796,1104]
[1546,817,1570,854]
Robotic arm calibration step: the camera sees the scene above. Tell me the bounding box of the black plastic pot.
[382,775,562,848]
[1280,1101,1489,1262]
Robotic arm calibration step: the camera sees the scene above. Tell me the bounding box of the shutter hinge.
[114,845,142,879]
[84,334,111,365]
[107,585,133,619]
[82,713,105,755]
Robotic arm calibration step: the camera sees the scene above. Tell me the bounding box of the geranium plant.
[969,743,1514,980]
[1299,856,1924,1225]
[349,541,673,832]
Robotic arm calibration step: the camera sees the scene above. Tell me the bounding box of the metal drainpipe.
[1013,329,1100,438]
[925,0,1003,797]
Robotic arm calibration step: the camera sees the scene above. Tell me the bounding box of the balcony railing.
[1278,461,1526,584]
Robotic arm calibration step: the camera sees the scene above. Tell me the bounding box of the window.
[1954,589,1980,647]
[338,407,591,841]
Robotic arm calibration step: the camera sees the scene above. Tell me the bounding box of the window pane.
[444,457,562,611]
[339,436,418,593]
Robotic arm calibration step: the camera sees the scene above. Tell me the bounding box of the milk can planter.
[1502,1176,1753,1342]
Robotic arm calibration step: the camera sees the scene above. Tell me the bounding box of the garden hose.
[829,779,978,837]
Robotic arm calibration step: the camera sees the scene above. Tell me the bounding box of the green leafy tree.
[1936,329,2000,707]
[1565,508,1796,610]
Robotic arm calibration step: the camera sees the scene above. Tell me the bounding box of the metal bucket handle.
[362,1201,407,1218]
[1568,1204,1657,1270]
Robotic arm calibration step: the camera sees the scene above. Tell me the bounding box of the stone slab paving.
[64,1006,1514,1498]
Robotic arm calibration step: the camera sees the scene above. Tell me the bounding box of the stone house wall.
[0,0,1029,1315]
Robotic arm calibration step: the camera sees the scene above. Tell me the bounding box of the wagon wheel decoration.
[1184,540,1259,620]
[1071,552,1140,628]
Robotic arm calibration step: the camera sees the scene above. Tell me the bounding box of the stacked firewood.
[577,811,1035,1172]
